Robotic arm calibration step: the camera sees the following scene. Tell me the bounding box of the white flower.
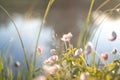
[44,59,53,65]
[74,48,83,58]
[108,31,117,41]
[50,49,56,55]
[34,75,46,80]
[84,42,94,55]
[67,32,73,39]
[80,72,89,80]
[43,64,60,75]
[61,32,73,42]
[48,55,58,62]
[44,55,58,64]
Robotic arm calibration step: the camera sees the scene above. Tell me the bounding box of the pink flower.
[34,75,46,80]
[80,72,89,80]
[43,64,60,75]
[61,32,73,42]
[49,55,58,62]
[44,55,58,64]
[84,42,93,55]
[37,46,43,55]
[108,31,117,41]
[74,48,83,58]
[101,52,109,61]
[50,49,56,55]
[44,59,53,65]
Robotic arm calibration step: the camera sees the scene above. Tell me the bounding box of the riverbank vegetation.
[0,0,120,80]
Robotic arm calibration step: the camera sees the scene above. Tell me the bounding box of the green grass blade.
[83,0,95,48]
[33,0,54,76]
[0,5,29,72]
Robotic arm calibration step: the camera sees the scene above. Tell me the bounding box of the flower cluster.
[43,49,60,75]
[61,32,73,42]
[35,31,119,80]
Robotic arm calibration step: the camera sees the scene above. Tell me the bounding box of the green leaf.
[0,60,3,71]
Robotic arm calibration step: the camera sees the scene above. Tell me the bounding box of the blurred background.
[0,0,120,74]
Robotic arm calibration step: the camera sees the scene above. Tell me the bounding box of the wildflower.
[34,75,46,80]
[14,61,20,67]
[44,55,58,64]
[108,31,117,41]
[101,52,109,61]
[49,55,58,62]
[67,32,73,39]
[50,49,56,55]
[80,72,89,80]
[74,48,83,58]
[61,32,73,42]
[112,48,117,54]
[84,42,94,55]
[37,46,43,55]
[43,64,60,75]
[44,59,53,65]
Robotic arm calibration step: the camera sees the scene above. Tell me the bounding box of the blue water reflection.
[0,14,53,69]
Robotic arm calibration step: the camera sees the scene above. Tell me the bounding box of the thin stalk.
[80,55,88,66]
[83,0,95,49]
[92,51,95,67]
[64,41,67,51]
[95,51,106,66]
[33,0,54,75]
[96,0,110,11]
[0,5,29,71]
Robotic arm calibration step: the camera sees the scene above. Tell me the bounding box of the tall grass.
[0,0,120,80]
[33,0,54,77]
[77,0,95,48]
[0,5,29,72]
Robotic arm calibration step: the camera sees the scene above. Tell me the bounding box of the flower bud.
[112,48,117,54]
[50,49,56,55]
[37,46,43,55]
[61,32,73,42]
[101,52,109,61]
[14,61,20,67]
[108,31,117,41]
[84,42,93,55]
[74,48,82,58]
